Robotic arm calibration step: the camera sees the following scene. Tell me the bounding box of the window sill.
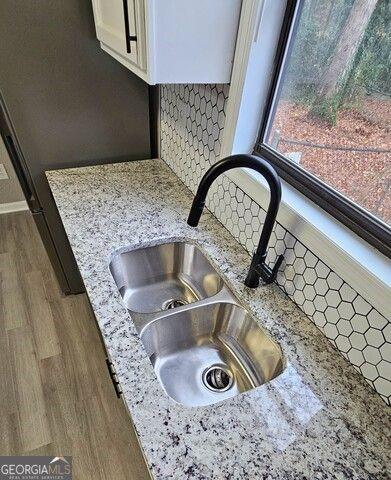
[227,167,391,319]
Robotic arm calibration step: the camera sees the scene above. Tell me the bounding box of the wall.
[0,136,24,205]
[0,0,150,293]
[160,83,390,406]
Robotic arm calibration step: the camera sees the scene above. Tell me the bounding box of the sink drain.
[202,365,233,392]
[162,298,187,310]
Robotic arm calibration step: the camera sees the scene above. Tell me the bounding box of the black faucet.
[187,154,284,288]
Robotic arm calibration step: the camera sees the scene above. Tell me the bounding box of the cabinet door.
[92,0,139,66]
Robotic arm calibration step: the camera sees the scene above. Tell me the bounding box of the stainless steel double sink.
[110,242,284,407]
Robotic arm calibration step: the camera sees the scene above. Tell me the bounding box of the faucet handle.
[258,253,284,284]
[269,254,284,283]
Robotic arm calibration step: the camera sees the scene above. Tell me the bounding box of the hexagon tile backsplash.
[160,83,390,406]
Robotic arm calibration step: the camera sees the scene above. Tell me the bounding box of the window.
[255,0,391,257]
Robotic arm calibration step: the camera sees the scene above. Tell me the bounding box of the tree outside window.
[266,0,390,226]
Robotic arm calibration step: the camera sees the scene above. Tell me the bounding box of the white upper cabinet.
[91,0,145,69]
[91,0,242,84]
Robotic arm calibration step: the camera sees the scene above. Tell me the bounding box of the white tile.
[252,217,261,233]
[267,249,277,265]
[294,242,306,258]
[217,92,225,111]
[315,261,330,279]
[304,251,317,268]
[284,232,296,249]
[377,360,391,379]
[325,306,339,324]
[373,377,391,397]
[244,209,252,224]
[314,295,327,312]
[303,268,317,285]
[237,203,245,217]
[360,363,379,381]
[293,275,305,290]
[353,296,372,315]
[384,324,391,343]
[363,346,382,365]
[239,230,247,246]
[336,319,353,336]
[335,335,351,353]
[302,300,316,316]
[367,309,387,330]
[218,110,225,127]
[244,224,253,238]
[245,238,255,254]
[250,201,260,217]
[337,302,354,320]
[281,279,293,294]
[275,240,285,256]
[200,97,207,115]
[327,272,344,290]
[293,290,305,306]
[380,343,391,362]
[243,194,252,210]
[349,332,366,350]
[314,278,328,296]
[285,265,295,281]
[211,107,218,123]
[284,248,296,266]
[351,314,370,334]
[293,258,306,275]
[303,284,316,301]
[194,93,201,108]
[325,290,341,308]
[238,216,246,232]
[313,311,327,328]
[324,323,338,340]
[364,328,385,348]
[348,348,365,367]
[275,224,285,240]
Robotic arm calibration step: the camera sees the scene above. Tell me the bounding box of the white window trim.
[221,0,391,319]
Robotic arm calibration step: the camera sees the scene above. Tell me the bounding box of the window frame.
[253,0,391,258]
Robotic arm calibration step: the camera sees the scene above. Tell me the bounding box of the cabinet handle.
[106,359,122,398]
[122,0,137,53]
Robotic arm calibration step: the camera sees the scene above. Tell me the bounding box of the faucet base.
[244,252,265,288]
[244,252,284,287]
[244,269,260,288]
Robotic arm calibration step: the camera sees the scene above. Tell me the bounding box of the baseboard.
[0,200,29,214]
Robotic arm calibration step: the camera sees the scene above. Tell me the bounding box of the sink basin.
[110,241,285,406]
[140,303,284,407]
[110,242,223,314]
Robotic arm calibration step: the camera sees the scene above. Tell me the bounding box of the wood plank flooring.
[0,211,150,479]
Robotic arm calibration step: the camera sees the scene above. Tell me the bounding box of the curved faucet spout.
[187,154,284,288]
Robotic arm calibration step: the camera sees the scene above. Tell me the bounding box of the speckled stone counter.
[46,159,390,479]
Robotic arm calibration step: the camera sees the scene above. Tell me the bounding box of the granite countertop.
[46,159,390,479]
